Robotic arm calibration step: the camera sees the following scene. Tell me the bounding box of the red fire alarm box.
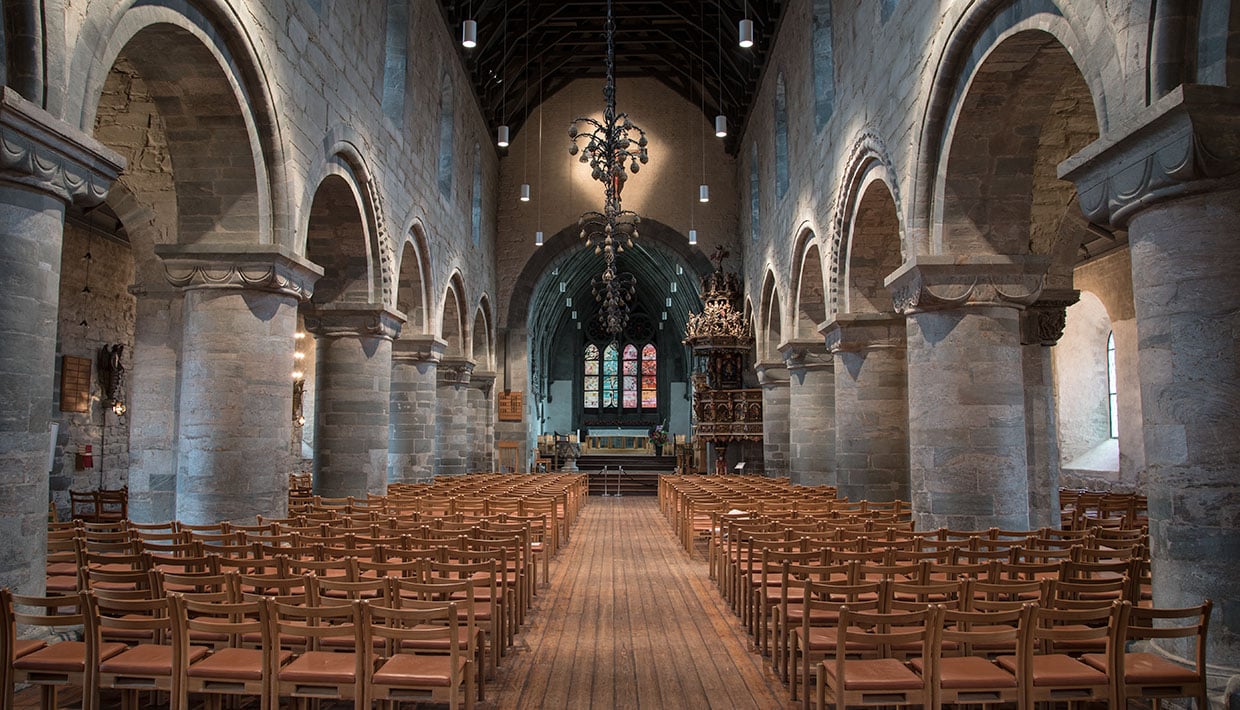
[76,444,93,470]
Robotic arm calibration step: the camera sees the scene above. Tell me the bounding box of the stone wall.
[52,221,134,519]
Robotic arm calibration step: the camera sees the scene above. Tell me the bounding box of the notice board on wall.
[497,391,523,421]
[60,356,92,413]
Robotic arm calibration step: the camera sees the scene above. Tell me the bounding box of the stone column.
[822,314,909,503]
[0,89,123,595]
[779,340,835,487]
[388,335,444,484]
[755,361,790,478]
[435,358,475,476]
[159,246,321,526]
[1020,291,1077,529]
[1061,85,1240,699]
[125,283,182,522]
[305,306,402,499]
[468,370,496,472]
[886,255,1046,531]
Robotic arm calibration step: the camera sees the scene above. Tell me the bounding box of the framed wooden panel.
[60,356,92,413]
[498,390,523,421]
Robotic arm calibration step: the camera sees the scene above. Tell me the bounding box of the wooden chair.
[94,593,208,710]
[790,579,884,706]
[366,601,475,710]
[2,588,49,710]
[9,591,124,710]
[1082,600,1211,710]
[265,598,369,708]
[997,600,1127,708]
[923,604,1031,707]
[167,594,287,710]
[389,575,487,701]
[817,605,941,710]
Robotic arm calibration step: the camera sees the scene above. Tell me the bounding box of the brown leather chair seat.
[914,654,1017,689]
[14,640,126,673]
[822,657,925,690]
[188,646,292,681]
[99,642,208,676]
[279,650,361,684]
[373,653,466,687]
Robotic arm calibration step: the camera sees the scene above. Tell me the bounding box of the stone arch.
[935,27,1101,261]
[302,172,377,307]
[71,0,290,248]
[789,225,828,339]
[843,176,903,316]
[910,1,1115,254]
[758,269,782,361]
[394,218,432,336]
[441,272,467,358]
[1054,289,1114,475]
[307,129,396,306]
[472,297,494,370]
[828,131,903,317]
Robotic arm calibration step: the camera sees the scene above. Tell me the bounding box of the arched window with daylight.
[601,342,620,408]
[1107,331,1118,438]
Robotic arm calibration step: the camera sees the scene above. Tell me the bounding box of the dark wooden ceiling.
[438,0,785,155]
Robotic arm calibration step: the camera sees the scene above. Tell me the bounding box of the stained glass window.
[602,343,619,408]
[584,344,600,408]
[582,340,657,412]
[622,345,638,408]
[641,344,657,408]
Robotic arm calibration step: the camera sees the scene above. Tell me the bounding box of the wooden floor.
[16,496,790,709]
[490,496,789,710]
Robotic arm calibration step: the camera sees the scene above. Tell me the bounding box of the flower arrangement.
[649,424,669,447]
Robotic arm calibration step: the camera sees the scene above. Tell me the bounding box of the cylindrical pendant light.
[699,184,710,203]
[715,115,728,138]
[688,229,698,245]
[738,18,754,48]
[536,230,544,246]
[497,124,510,147]
[462,19,477,48]
[520,183,531,202]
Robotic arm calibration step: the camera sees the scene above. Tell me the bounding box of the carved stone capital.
[392,335,447,364]
[0,87,125,206]
[884,255,1047,316]
[437,357,476,387]
[156,244,324,302]
[470,369,497,395]
[1059,84,1240,229]
[303,304,404,341]
[753,360,789,388]
[1020,289,1080,346]
[778,339,833,373]
[821,313,907,354]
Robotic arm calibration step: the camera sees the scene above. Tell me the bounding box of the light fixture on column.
[292,329,306,427]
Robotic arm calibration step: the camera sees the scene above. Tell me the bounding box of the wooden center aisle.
[491,496,787,710]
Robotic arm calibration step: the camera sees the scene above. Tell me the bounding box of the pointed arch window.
[601,343,620,408]
[583,344,600,409]
[641,344,658,408]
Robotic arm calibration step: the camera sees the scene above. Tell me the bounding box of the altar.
[582,428,650,453]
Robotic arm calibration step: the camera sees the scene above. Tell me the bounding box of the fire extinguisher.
[76,444,94,470]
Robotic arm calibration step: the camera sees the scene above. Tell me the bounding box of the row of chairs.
[3,579,480,710]
[804,598,1209,710]
[65,488,128,524]
[1060,489,1147,531]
